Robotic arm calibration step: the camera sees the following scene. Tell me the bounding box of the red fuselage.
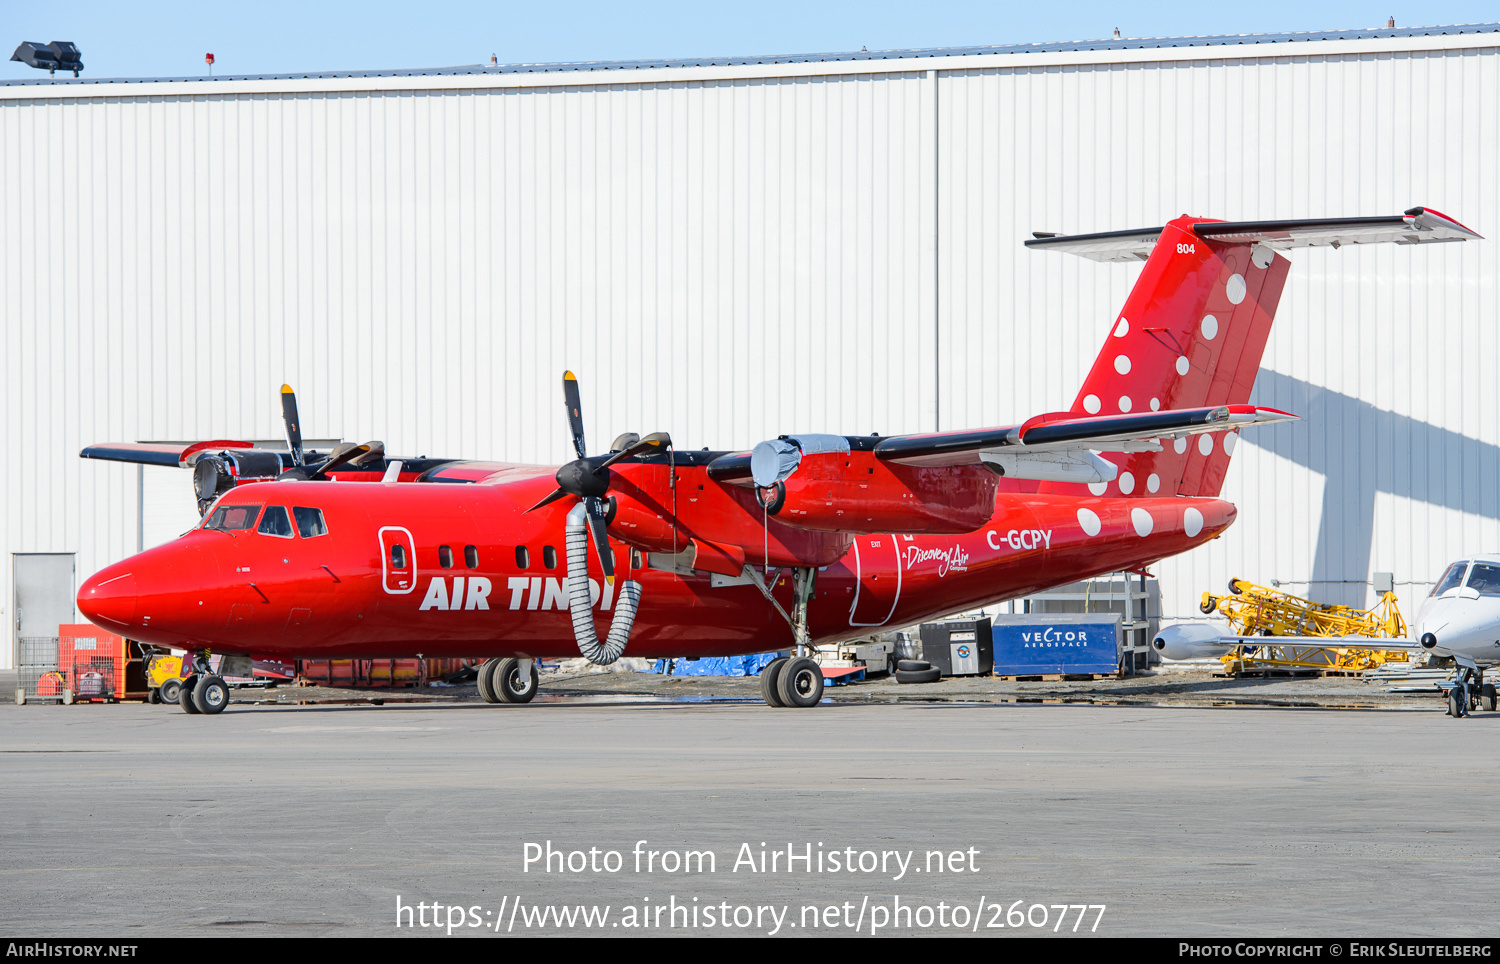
[78,460,1234,660]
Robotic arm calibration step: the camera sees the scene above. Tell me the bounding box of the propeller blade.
[309,442,372,480]
[280,384,305,467]
[350,440,386,466]
[597,431,673,470]
[563,371,588,461]
[585,496,615,582]
[526,486,572,513]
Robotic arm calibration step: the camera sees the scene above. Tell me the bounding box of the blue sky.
[5,1,1499,79]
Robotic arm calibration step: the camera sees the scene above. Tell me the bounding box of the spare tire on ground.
[896,660,931,673]
[895,667,942,684]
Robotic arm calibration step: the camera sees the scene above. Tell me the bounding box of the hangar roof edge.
[4,22,1499,89]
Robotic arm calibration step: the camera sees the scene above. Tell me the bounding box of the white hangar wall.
[2,29,1497,666]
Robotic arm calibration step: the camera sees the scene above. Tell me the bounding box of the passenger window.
[465,545,479,568]
[542,546,557,569]
[439,545,454,569]
[257,506,294,538]
[515,546,529,570]
[391,544,408,570]
[292,506,328,538]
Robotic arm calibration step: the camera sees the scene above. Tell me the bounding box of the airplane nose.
[78,569,138,631]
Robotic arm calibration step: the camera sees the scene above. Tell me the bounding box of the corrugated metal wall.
[2,41,1496,665]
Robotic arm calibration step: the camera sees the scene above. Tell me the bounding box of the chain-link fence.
[16,637,64,703]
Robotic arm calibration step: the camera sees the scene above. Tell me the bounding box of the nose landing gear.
[1441,655,1494,719]
[476,658,539,704]
[175,653,230,715]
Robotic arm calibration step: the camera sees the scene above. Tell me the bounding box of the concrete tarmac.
[1,685,1496,938]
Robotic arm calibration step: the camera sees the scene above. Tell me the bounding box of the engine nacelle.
[748,435,998,534]
[191,449,285,515]
[1152,623,1237,661]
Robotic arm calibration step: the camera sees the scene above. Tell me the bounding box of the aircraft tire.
[193,676,230,715]
[895,667,942,684]
[759,657,789,707]
[178,675,201,714]
[476,658,501,704]
[159,678,182,705]
[495,659,538,704]
[1447,688,1466,718]
[1483,684,1497,713]
[897,660,930,673]
[776,657,824,708]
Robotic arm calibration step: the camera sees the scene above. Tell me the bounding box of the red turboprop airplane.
[76,208,1479,715]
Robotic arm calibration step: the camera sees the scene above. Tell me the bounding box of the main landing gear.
[175,653,230,715]
[754,567,826,709]
[477,658,539,704]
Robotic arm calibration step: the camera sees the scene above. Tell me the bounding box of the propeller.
[276,385,386,481]
[280,384,305,467]
[526,371,671,582]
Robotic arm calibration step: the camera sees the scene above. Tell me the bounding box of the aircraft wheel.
[1447,688,1467,718]
[159,678,182,705]
[1483,684,1497,712]
[759,657,789,707]
[476,658,501,704]
[495,659,538,704]
[193,675,230,715]
[776,657,824,708]
[178,675,201,714]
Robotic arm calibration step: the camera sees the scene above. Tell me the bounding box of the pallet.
[991,673,1116,682]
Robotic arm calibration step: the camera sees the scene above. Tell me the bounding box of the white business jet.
[1154,556,1500,718]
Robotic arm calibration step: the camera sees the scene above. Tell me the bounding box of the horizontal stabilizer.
[1027,207,1481,262]
[874,404,1297,468]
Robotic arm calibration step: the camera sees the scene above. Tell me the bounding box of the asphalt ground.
[0,667,1494,938]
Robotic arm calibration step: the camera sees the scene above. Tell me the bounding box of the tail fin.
[1025,207,1479,499]
[1054,215,1286,498]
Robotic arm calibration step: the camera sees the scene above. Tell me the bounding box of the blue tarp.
[653,653,785,677]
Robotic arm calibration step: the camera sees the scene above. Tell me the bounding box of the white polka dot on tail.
[1119,472,1135,494]
[1083,394,1101,414]
[1114,355,1131,374]
[1131,508,1153,537]
[1147,473,1160,493]
[1226,274,1246,304]
[1199,433,1214,456]
[1224,432,1237,456]
[1118,396,1132,412]
[1201,315,1218,339]
[1174,437,1188,454]
[1088,482,1108,496]
[1184,507,1204,537]
[1113,318,1129,337]
[1150,398,1160,411]
[1176,356,1190,376]
[1077,507,1102,536]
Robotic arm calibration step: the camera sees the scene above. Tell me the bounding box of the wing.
[1026,207,1481,262]
[80,440,257,468]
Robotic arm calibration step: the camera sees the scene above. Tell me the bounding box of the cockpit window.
[1432,562,1468,596]
[1467,563,1500,595]
[204,504,263,531]
[293,507,328,538]
[257,506,294,538]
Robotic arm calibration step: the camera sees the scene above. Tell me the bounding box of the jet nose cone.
[78,570,137,631]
